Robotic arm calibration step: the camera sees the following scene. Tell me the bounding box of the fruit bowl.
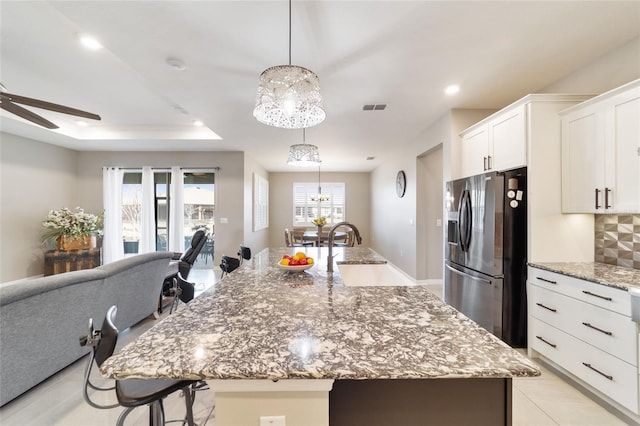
[277,263,314,272]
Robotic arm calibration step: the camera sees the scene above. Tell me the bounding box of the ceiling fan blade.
[0,99,59,129]
[0,92,101,121]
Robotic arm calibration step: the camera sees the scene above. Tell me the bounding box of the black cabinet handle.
[536,276,557,285]
[582,322,613,336]
[582,290,612,301]
[595,188,601,209]
[605,187,612,209]
[536,302,557,313]
[582,362,613,381]
[536,335,557,348]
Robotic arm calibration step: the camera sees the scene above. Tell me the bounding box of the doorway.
[416,145,443,286]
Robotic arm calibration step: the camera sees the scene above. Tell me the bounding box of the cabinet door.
[605,90,640,213]
[460,125,489,178]
[561,104,605,213]
[490,104,526,172]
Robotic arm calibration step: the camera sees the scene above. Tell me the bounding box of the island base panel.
[216,391,328,426]
[330,378,512,426]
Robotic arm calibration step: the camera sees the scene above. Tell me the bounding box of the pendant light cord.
[288,0,292,65]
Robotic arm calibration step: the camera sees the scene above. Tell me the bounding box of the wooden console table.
[44,248,102,276]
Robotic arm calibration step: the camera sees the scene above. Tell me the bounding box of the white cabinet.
[459,104,526,177]
[561,79,640,213]
[528,266,639,415]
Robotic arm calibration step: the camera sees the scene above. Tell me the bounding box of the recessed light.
[76,120,89,127]
[193,120,204,127]
[445,85,460,95]
[79,34,102,50]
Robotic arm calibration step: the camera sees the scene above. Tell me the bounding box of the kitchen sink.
[337,263,414,287]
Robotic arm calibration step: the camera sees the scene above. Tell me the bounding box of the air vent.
[366,156,375,161]
[363,104,387,111]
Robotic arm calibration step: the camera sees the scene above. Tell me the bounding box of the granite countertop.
[100,247,540,381]
[529,262,640,291]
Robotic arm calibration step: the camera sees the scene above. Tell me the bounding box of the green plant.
[41,207,104,244]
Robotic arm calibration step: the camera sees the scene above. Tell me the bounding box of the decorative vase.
[317,225,324,233]
[57,234,92,251]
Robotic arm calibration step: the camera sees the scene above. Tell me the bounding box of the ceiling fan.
[0,83,101,129]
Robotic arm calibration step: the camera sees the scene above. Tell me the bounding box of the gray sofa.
[0,251,174,406]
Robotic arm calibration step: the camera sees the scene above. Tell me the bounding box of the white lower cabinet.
[528,266,639,415]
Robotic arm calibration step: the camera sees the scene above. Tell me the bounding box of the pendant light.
[287,127,321,166]
[310,163,330,202]
[253,0,326,129]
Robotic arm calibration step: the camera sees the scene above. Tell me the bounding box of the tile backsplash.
[594,214,640,270]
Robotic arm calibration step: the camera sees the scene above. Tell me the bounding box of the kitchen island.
[101,247,540,425]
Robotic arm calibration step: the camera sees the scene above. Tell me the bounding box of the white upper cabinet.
[561,80,640,213]
[459,105,526,177]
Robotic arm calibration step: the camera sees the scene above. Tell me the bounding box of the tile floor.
[0,271,633,426]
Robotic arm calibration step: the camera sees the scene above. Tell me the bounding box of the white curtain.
[102,167,124,264]
[169,166,185,252]
[139,166,156,253]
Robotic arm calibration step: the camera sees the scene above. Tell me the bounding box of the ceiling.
[1,1,639,172]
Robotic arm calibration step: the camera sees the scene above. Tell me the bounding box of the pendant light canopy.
[287,128,321,167]
[253,0,326,129]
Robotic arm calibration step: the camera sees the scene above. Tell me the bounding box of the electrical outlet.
[260,416,286,426]
[400,249,403,257]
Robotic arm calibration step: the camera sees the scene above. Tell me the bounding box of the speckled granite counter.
[101,247,540,381]
[529,262,640,291]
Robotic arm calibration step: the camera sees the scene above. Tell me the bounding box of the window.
[120,169,215,254]
[293,182,345,226]
[253,173,269,231]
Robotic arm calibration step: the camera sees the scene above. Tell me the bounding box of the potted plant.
[41,207,104,251]
[312,216,327,233]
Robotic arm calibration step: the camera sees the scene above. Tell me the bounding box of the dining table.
[302,230,347,247]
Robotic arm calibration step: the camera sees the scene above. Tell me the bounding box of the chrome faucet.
[327,222,362,272]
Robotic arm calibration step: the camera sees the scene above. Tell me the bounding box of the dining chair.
[290,228,314,247]
[284,228,313,247]
[335,229,356,247]
[80,305,197,426]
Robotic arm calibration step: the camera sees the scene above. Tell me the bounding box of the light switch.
[219,217,229,224]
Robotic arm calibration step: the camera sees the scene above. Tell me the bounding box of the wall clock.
[396,170,406,198]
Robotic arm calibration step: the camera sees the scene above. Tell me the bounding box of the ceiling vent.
[363,104,387,111]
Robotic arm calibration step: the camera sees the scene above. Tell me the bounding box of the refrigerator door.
[465,172,503,276]
[444,261,503,339]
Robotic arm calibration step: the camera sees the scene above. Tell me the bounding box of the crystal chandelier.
[310,163,330,202]
[287,128,321,166]
[253,0,326,129]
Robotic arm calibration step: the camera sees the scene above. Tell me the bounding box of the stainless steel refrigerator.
[444,167,527,347]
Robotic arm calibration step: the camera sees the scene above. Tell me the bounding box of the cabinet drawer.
[530,318,639,413]
[528,267,630,316]
[529,284,637,365]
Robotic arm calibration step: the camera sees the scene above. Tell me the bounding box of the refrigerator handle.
[445,263,492,285]
[459,190,472,252]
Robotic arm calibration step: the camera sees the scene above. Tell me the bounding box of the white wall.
[268,172,371,248]
[242,154,270,255]
[541,36,640,94]
[0,133,79,281]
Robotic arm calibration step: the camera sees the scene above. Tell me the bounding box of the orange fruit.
[280,258,290,266]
